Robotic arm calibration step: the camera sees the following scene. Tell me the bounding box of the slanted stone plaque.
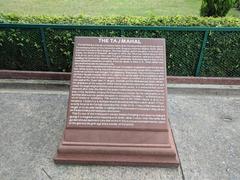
[54,37,179,166]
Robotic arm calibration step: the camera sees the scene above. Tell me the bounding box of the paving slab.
[169,92,240,180]
[0,82,182,180]
[0,79,240,180]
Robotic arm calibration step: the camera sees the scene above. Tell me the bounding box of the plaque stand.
[54,122,179,166]
[54,37,179,166]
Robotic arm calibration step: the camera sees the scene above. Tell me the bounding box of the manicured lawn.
[0,0,239,17]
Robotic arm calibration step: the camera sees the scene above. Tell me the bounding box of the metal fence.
[0,23,240,77]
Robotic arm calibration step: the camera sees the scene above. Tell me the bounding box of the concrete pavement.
[0,79,239,180]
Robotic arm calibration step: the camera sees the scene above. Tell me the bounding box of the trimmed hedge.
[1,14,240,26]
[0,14,240,77]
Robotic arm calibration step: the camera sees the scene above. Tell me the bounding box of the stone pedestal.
[54,37,179,166]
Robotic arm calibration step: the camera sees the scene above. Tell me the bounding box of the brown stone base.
[54,125,179,166]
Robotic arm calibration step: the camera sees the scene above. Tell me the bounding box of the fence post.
[195,30,209,76]
[40,28,51,70]
[120,29,125,37]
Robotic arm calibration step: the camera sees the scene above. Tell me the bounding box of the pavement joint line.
[176,154,185,179]
[167,83,240,90]
[0,89,69,95]
[169,119,185,180]
[41,168,52,180]
[0,79,70,85]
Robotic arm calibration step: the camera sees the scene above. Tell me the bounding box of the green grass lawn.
[0,0,239,17]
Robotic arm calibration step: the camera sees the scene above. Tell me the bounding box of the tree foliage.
[235,0,240,10]
[200,0,235,17]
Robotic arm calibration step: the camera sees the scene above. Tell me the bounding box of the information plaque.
[54,37,179,166]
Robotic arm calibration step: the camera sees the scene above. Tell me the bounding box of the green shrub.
[235,0,240,10]
[0,14,240,77]
[1,14,240,26]
[200,0,235,17]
